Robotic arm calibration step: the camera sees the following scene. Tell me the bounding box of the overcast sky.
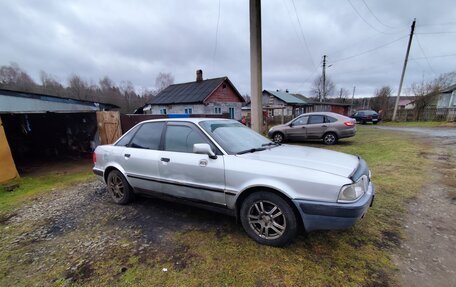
[1,0,455,98]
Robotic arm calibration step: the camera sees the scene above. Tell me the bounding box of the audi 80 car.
[93,118,375,246]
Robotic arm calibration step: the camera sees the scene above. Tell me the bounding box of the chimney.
[196,69,203,82]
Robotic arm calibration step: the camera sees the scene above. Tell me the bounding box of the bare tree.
[68,74,89,100]
[371,86,392,114]
[155,72,174,93]
[40,71,64,95]
[0,63,36,91]
[310,75,335,101]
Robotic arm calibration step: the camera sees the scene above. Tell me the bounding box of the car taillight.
[344,121,354,127]
[92,152,96,164]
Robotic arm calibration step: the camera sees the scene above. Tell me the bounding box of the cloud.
[0,0,455,97]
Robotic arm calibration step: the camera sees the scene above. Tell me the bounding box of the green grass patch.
[0,171,94,216]
[380,121,456,128]
[113,127,429,287]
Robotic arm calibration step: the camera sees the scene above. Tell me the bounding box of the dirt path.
[375,126,456,287]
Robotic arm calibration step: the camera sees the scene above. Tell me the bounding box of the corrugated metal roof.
[149,77,226,105]
[264,90,310,104]
[0,88,119,113]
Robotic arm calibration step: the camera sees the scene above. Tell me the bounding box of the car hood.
[237,144,359,178]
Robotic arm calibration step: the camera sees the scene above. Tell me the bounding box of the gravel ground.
[0,180,236,286]
[375,126,456,287]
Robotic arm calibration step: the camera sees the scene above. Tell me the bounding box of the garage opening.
[1,112,98,175]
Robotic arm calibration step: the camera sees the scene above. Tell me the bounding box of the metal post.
[250,0,263,132]
[392,19,416,121]
[321,55,326,102]
[350,85,356,114]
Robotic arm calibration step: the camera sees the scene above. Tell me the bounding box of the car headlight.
[338,175,368,203]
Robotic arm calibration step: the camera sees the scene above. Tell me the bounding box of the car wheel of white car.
[323,132,337,145]
[273,132,284,143]
[107,170,133,205]
[240,192,297,246]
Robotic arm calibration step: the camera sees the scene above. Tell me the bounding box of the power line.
[415,31,456,35]
[410,53,456,60]
[212,0,221,60]
[332,35,407,63]
[346,0,394,34]
[361,0,398,30]
[290,0,318,70]
[415,35,436,75]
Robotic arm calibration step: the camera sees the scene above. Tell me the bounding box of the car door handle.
[161,157,170,163]
[321,125,327,128]
[124,154,131,158]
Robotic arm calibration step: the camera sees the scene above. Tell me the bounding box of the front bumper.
[293,182,375,232]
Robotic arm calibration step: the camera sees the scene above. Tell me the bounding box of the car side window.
[129,122,164,150]
[293,116,308,126]
[116,125,140,146]
[164,125,208,153]
[359,112,365,116]
[325,116,337,123]
[308,115,325,124]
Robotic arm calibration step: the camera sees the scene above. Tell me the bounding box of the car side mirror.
[289,123,293,127]
[193,143,217,159]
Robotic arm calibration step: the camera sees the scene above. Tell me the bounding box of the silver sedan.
[268,112,356,145]
[93,118,374,246]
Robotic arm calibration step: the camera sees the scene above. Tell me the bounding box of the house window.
[229,107,235,119]
[160,108,167,115]
[184,108,193,114]
[214,107,222,114]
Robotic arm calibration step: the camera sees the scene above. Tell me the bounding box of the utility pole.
[350,85,356,114]
[321,55,326,102]
[249,0,263,132]
[392,19,416,121]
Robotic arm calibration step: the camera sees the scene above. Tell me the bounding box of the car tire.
[240,191,298,247]
[373,121,378,125]
[323,132,338,145]
[106,170,133,205]
[272,132,284,143]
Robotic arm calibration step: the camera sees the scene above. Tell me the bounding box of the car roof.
[139,117,233,125]
[296,112,346,117]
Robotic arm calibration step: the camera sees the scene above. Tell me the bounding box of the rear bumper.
[92,168,105,182]
[338,128,356,138]
[293,182,375,232]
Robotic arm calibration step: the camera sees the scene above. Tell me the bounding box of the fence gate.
[96,111,122,145]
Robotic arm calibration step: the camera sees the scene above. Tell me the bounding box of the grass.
[0,171,94,216]
[113,127,430,287]
[379,121,456,128]
[0,127,430,286]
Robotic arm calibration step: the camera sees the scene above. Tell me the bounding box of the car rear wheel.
[272,132,284,143]
[240,191,297,247]
[107,170,133,205]
[323,132,338,145]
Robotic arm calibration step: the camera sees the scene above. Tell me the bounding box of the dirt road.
[375,126,456,287]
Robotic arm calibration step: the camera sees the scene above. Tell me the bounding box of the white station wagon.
[93,118,375,246]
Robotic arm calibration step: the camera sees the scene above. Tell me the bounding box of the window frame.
[184,107,193,114]
[161,121,222,155]
[128,121,166,150]
[214,107,222,114]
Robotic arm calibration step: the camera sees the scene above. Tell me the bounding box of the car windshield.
[199,120,273,154]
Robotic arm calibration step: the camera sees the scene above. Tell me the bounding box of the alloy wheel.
[108,174,125,199]
[247,200,286,240]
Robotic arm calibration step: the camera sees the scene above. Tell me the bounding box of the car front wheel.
[106,170,133,205]
[272,132,284,143]
[240,191,297,247]
[323,132,338,145]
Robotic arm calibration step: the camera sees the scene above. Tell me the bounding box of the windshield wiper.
[236,147,267,155]
[261,142,281,147]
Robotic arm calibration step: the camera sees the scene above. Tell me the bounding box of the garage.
[0,88,119,182]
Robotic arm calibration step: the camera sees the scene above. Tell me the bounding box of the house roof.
[149,77,243,105]
[264,90,310,104]
[441,83,456,93]
[0,88,119,113]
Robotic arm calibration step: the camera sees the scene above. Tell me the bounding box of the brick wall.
[205,80,243,103]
